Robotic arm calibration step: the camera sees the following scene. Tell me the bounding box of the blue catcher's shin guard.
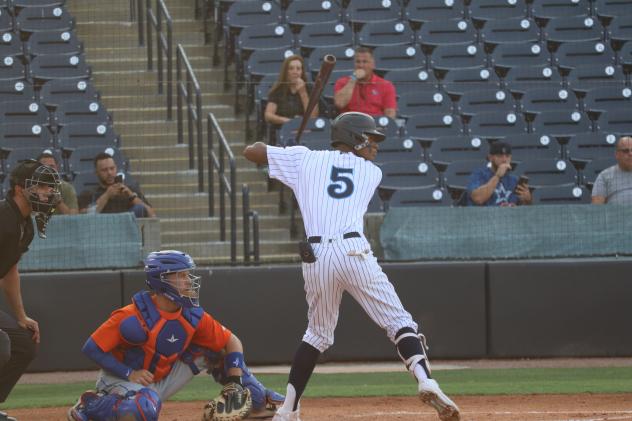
[80,388,161,421]
[242,366,285,412]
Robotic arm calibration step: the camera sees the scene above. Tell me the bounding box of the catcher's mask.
[330,111,385,153]
[144,250,201,308]
[10,159,62,239]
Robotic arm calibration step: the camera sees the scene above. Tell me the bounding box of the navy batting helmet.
[330,112,385,150]
[144,250,201,308]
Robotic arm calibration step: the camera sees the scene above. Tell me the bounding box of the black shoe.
[0,411,17,421]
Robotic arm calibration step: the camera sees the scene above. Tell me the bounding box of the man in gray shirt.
[592,136,632,204]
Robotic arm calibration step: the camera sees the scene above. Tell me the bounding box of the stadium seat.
[358,19,415,47]
[531,184,590,204]
[582,85,632,114]
[379,160,441,190]
[0,79,34,102]
[491,42,550,69]
[480,17,540,46]
[0,99,50,125]
[29,53,91,82]
[456,89,516,115]
[25,29,82,56]
[501,133,563,161]
[566,132,617,161]
[469,0,528,22]
[374,115,400,138]
[297,22,352,52]
[66,145,127,176]
[531,0,591,20]
[53,99,111,127]
[582,156,616,184]
[374,136,424,164]
[608,16,632,50]
[0,58,25,82]
[404,113,464,141]
[372,44,426,72]
[594,109,632,135]
[397,90,452,119]
[565,64,626,92]
[344,0,403,27]
[593,0,632,20]
[0,31,24,60]
[2,146,61,175]
[620,41,632,72]
[15,5,74,34]
[517,158,578,186]
[427,135,488,163]
[38,79,98,109]
[71,170,99,194]
[308,45,356,79]
[531,110,590,136]
[468,111,527,138]
[300,137,331,151]
[440,67,501,95]
[543,16,604,46]
[12,0,66,7]
[442,159,484,190]
[0,8,12,33]
[56,122,120,148]
[389,185,452,207]
[519,87,579,113]
[501,65,563,96]
[404,0,465,28]
[386,68,440,92]
[430,43,487,72]
[554,41,616,72]
[417,18,477,50]
[277,117,330,147]
[0,122,54,148]
[285,0,342,29]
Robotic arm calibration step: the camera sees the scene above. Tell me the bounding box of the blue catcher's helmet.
[144,250,201,308]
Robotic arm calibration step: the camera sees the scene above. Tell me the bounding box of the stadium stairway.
[66,0,300,265]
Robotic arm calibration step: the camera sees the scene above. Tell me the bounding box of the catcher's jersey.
[267,145,381,237]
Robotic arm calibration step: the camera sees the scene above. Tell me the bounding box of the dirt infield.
[9,394,632,421]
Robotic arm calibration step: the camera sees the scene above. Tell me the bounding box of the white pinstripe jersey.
[267,145,382,237]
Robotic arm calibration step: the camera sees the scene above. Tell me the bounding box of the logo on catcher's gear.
[166,334,179,343]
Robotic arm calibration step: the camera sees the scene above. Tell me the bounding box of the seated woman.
[264,55,318,142]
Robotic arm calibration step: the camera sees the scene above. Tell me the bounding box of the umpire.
[0,160,61,421]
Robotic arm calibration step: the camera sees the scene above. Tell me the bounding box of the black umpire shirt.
[0,196,34,279]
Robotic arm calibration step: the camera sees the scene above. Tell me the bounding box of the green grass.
[5,367,632,409]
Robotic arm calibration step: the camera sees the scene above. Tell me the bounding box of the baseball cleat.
[0,411,17,421]
[418,378,460,421]
[271,406,301,421]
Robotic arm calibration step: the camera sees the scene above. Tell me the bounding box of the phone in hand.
[516,175,529,190]
[114,174,124,184]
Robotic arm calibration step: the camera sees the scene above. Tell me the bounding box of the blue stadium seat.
[491,42,550,69]
[389,185,452,207]
[0,99,49,125]
[456,89,516,115]
[297,22,352,52]
[595,109,632,134]
[404,113,464,141]
[442,159,484,190]
[344,0,403,27]
[285,0,342,29]
[554,40,616,72]
[53,99,111,127]
[71,170,99,193]
[501,65,563,96]
[467,111,527,138]
[374,136,424,164]
[373,44,426,72]
[531,0,591,20]
[531,110,590,136]
[398,90,452,119]
[12,0,65,7]
[566,132,617,161]
[308,46,356,79]
[25,29,82,57]
[386,68,439,93]
[2,146,61,176]
[66,145,127,176]
[440,67,501,95]
[0,8,12,33]
[245,47,298,82]
[379,160,441,190]
[417,18,477,50]
[543,16,604,45]
[502,133,563,161]
[56,122,120,148]
[224,0,283,30]
[15,5,74,34]
[0,122,54,148]
[0,31,23,60]
[430,43,487,71]
[358,19,415,47]
[516,158,578,187]
[608,16,632,48]
[29,53,90,82]
[0,58,25,82]
[469,0,528,22]
[480,17,540,46]
[565,64,625,91]
[582,85,632,113]
[404,0,465,28]
[427,135,488,163]
[300,137,331,151]
[0,79,34,102]
[374,115,399,138]
[531,184,590,204]
[519,87,579,113]
[39,79,98,109]
[594,0,632,20]
[277,117,330,147]
[582,156,616,184]
[620,41,632,72]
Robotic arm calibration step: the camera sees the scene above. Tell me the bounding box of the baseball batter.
[243,112,460,421]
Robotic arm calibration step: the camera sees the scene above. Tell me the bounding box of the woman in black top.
[264,55,318,129]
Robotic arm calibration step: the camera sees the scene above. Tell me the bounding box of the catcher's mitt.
[203,382,252,421]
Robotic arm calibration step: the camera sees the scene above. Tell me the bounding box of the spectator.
[467,141,532,206]
[78,152,155,217]
[592,136,632,205]
[37,151,78,215]
[333,47,397,119]
[264,55,318,130]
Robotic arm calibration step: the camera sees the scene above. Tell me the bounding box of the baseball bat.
[295,54,336,144]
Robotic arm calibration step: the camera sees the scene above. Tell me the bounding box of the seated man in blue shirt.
[467,141,532,207]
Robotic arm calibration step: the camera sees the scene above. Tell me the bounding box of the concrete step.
[141,180,269,195]
[115,118,247,136]
[134,168,268,185]
[110,103,232,122]
[102,91,233,108]
[77,31,205,48]
[190,253,302,266]
[126,148,252,165]
[84,45,213,60]
[161,240,297,259]
[161,227,290,243]
[155,202,278,218]
[146,191,280,209]
[160,215,296,232]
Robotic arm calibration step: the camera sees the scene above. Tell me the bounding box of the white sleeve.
[266,145,309,190]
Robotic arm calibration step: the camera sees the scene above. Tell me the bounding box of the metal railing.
[242,185,260,265]
[134,0,173,120]
[207,112,236,264]
[176,44,204,192]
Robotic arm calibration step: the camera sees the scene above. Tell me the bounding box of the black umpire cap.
[489,141,512,155]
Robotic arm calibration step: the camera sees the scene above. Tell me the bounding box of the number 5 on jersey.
[328,166,354,199]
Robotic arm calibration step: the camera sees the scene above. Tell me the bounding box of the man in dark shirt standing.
[77,152,155,217]
[0,160,61,421]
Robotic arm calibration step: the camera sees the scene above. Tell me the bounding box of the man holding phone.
[467,141,532,207]
[78,152,155,217]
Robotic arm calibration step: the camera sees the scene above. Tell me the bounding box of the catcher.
[67,250,283,421]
